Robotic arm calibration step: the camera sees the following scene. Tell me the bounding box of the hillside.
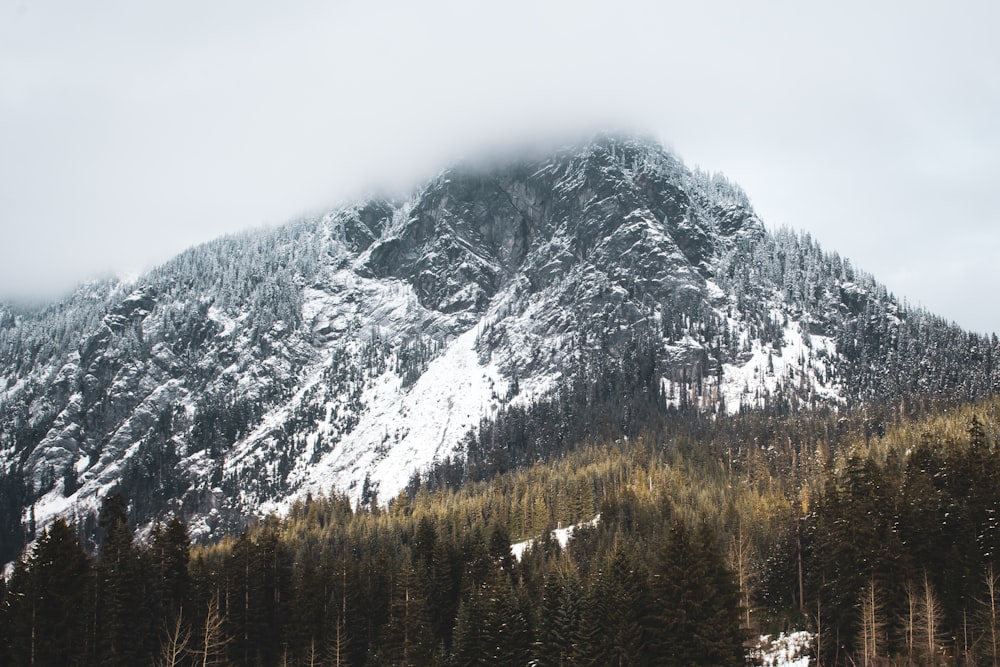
[3,394,999,665]
[1,135,997,558]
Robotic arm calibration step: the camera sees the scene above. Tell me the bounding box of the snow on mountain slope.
[295,323,508,507]
[664,313,842,413]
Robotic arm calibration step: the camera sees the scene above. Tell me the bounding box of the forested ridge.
[3,396,1000,665]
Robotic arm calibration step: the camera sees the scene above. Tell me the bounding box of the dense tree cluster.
[3,395,1000,665]
[0,496,191,666]
[787,414,1000,664]
[1,472,749,666]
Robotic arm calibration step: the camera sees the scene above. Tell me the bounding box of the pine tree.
[572,544,647,665]
[487,521,515,574]
[647,520,745,666]
[319,549,354,667]
[450,580,490,666]
[151,517,191,618]
[574,577,610,667]
[2,518,92,666]
[96,493,151,667]
[605,547,647,666]
[451,567,530,666]
[495,584,532,667]
[412,515,437,574]
[288,553,327,662]
[534,570,581,667]
[374,563,435,666]
[225,525,291,666]
[809,454,900,656]
[427,527,461,649]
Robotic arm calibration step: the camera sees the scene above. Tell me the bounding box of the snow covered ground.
[754,631,813,667]
[511,515,601,561]
[663,311,842,414]
[243,320,512,514]
[308,322,508,502]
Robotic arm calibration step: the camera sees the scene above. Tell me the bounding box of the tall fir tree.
[374,562,435,666]
[150,516,191,620]
[96,493,152,667]
[451,567,530,666]
[647,520,745,666]
[534,569,581,667]
[2,518,92,667]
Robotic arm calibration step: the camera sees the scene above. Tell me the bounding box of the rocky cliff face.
[1,135,996,552]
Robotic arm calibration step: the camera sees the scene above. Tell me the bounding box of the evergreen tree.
[574,576,610,666]
[96,493,152,667]
[647,520,744,666]
[151,517,191,619]
[534,570,581,667]
[0,467,27,565]
[604,547,648,665]
[2,518,92,666]
[322,552,356,667]
[450,580,490,666]
[451,568,530,666]
[225,529,291,666]
[412,515,437,574]
[808,454,900,656]
[288,553,327,662]
[574,546,647,666]
[427,527,461,650]
[374,563,435,666]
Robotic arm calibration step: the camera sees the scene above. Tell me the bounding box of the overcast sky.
[2,1,998,334]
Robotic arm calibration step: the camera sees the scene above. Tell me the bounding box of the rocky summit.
[1,135,997,554]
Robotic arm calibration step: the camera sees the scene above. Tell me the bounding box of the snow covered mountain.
[1,135,997,553]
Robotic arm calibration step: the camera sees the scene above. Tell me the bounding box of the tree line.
[5,396,998,665]
[1,486,746,666]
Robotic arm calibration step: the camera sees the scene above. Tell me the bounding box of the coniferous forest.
[3,395,1000,666]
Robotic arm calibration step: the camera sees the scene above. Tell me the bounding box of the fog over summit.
[1,1,998,332]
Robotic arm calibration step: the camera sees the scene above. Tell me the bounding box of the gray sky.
[2,1,998,334]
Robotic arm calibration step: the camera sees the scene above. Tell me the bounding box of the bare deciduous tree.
[158,608,192,667]
[199,593,232,667]
[912,571,947,666]
[728,519,759,634]
[979,564,1000,667]
[902,579,919,666]
[325,615,349,667]
[859,578,887,666]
